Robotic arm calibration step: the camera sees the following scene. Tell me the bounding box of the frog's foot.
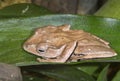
[37,58,50,62]
[37,58,63,63]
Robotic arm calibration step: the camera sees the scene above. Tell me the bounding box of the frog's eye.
[38,49,45,53]
[37,48,46,54]
[36,43,49,54]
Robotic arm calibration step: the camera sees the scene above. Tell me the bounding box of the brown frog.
[23,24,117,63]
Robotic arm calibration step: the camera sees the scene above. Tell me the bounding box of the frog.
[23,24,117,63]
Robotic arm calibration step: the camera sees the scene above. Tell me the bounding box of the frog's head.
[23,24,71,58]
[23,42,67,58]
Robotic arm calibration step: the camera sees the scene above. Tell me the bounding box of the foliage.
[0,3,53,18]
[0,0,30,9]
[0,3,120,81]
[95,0,120,19]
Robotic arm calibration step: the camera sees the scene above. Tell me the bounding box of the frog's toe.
[37,58,46,62]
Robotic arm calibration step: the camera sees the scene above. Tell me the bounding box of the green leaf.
[25,65,95,81]
[77,63,99,75]
[97,65,109,81]
[0,15,120,66]
[95,0,120,19]
[0,3,52,18]
[23,75,48,81]
[112,70,120,81]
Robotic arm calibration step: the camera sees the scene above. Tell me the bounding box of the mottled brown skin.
[23,24,117,63]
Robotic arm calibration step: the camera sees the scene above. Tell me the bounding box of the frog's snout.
[23,43,39,55]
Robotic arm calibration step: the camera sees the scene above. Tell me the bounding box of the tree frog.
[23,24,117,63]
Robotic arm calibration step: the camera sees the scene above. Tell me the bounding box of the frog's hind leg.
[37,41,77,63]
[70,45,117,61]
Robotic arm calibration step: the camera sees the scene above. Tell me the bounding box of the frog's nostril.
[24,44,36,49]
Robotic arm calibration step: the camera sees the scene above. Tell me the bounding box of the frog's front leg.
[37,41,77,63]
